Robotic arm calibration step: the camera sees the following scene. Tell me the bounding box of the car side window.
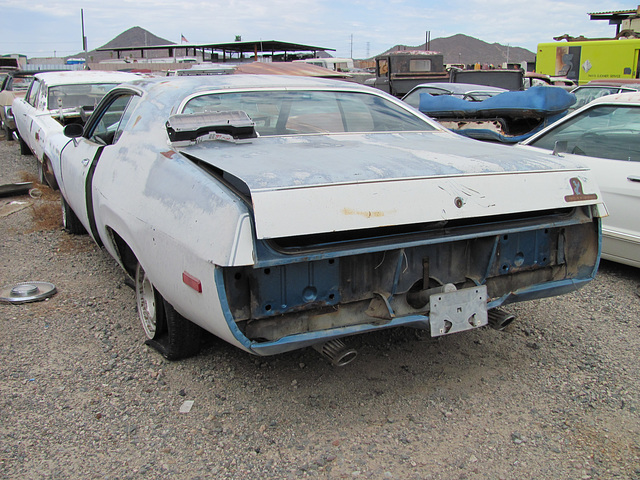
[26,80,41,106]
[88,94,139,146]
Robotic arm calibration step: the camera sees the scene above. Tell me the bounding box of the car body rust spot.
[342,208,385,218]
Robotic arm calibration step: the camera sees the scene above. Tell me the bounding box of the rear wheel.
[39,157,58,190]
[19,136,31,155]
[135,262,203,360]
[3,125,12,141]
[61,196,86,234]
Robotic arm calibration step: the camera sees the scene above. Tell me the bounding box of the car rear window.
[182,90,435,136]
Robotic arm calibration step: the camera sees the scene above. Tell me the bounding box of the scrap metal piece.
[0,282,57,304]
[0,182,33,198]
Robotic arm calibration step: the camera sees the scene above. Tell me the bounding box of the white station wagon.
[12,70,139,186]
[50,74,605,365]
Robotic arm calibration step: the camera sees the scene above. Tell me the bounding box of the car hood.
[179,131,603,239]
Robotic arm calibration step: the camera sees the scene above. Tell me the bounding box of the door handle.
[627,176,640,183]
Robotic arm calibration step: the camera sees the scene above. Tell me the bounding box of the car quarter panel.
[89,140,256,347]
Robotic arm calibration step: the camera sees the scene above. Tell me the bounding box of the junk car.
[520,91,640,267]
[411,85,576,143]
[0,71,34,140]
[12,70,139,186]
[51,75,605,364]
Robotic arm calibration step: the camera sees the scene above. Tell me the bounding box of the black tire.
[19,136,31,155]
[159,300,204,360]
[135,262,203,360]
[3,125,12,141]
[61,196,86,234]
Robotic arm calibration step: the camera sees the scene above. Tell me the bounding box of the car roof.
[586,91,640,105]
[32,70,140,86]
[123,74,399,98]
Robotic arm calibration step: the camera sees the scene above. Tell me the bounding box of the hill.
[379,33,535,66]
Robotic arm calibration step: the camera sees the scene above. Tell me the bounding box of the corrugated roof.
[588,8,637,15]
[97,40,334,55]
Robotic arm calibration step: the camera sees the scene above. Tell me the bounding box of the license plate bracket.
[429,285,488,337]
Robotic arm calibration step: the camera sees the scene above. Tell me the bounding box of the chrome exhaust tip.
[487,308,516,331]
[312,339,358,367]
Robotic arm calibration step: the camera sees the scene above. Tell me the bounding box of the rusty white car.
[50,74,605,364]
[520,91,640,268]
[12,70,139,186]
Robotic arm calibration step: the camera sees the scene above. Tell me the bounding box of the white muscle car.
[12,70,139,187]
[50,74,606,364]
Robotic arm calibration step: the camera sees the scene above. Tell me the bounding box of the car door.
[59,90,141,243]
[582,155,640,265]
[14,78,39,143]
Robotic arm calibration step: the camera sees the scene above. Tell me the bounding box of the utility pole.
[81,9,88,69]
[350,34,353,58]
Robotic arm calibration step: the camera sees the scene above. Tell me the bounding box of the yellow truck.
[536,38,640,85]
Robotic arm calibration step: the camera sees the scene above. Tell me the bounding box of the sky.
[0,0,630,59]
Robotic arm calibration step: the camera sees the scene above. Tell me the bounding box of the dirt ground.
[1,132,639,479]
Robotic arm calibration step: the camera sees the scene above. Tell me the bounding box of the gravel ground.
[1,131,640,480]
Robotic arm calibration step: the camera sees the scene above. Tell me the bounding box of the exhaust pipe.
[313,339,358,367]
[487,308,516,331]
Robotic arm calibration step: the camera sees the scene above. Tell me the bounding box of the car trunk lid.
[179,132,603,239]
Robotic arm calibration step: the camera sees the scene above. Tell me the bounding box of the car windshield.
[528,104,640,161]
[47,83,120,110]
[182,90,435,136]
[571,86,623,111]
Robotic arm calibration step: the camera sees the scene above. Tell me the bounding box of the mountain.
[378,34,535,66]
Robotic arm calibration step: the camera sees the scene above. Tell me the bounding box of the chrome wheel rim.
[61,200,68,228]
[135,263,157,339]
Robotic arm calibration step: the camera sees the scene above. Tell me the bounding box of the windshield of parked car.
[570,86,624,111]
[182,90,435,135]
[527,104,640,161]
[47,83,120,111]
